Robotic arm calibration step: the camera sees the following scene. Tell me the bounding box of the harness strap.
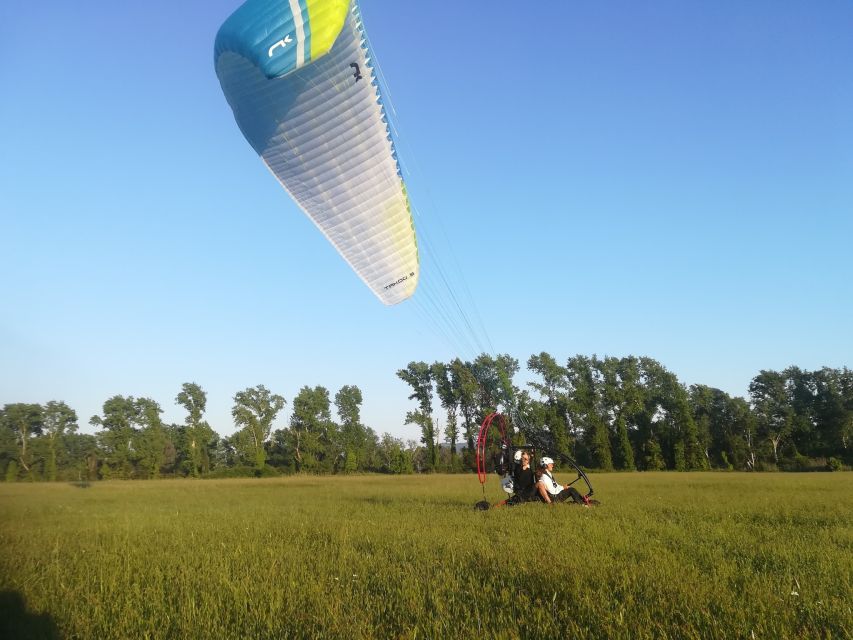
[542,470,560,493]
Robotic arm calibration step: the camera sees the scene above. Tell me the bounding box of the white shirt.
[538,470,563,496]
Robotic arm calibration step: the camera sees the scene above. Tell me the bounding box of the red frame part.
[476,412,509,484]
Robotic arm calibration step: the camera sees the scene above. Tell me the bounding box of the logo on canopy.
[268,35,294,58]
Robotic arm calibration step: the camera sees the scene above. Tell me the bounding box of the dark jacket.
[512,463,536,499]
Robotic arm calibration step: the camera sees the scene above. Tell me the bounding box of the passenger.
[536,456,588,506]
[511,450,536,502]
[494,450,536,507]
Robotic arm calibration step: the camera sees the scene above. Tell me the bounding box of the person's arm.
[537,481,552,504]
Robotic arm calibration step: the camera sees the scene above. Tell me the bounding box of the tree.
[812,367,852,462]
[450,358,480,467]
[287,386,334,472]
[527,352,573,462]
[360,426,381,472]
[614,357,646,469]
[0,421,19,480]
[378,433,413,474]
[176,383,214,477]
[62,432,99,480]
[134,398,168,479]
[91,395,141,478]
[643,437,666,470]
[404,409,434,470]
[211,434,239,470]
[397,362,437,470]
[232,385,286,471]
[631,357,705,470]
[463,353,524,468]
[839,368,853,459]
[593,357,634,470]
[335,385,368,472]
[0,404,44,478]
[42,401,78,481]
[431,362,460,466]
[528,352,565,405]
[784,367,814,454]
[266,429,291,471]
[750,370,794,465]
[565,356,613,470]
[470,353,520,416]
[494,354,521,410]
[667,380,706,470]
[470,354,500,417]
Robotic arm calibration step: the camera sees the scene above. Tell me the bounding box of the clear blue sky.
[2,1,851,440]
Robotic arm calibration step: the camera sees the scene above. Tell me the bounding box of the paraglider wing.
[215,0,419,305]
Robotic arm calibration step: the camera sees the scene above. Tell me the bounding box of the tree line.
[1,355,850,481]
[0,382,419,481]
[398,355,851,473]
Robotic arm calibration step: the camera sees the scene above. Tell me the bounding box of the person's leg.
[565,487,591,505]
[553,488,586,504]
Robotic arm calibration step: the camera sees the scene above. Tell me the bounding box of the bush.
[827,457,842,472]
[779,453,819,472]
[792,453,812,471]
[204,465,281,479]
[4,460,18,482]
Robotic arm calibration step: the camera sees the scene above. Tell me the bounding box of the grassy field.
[0,472,851,639]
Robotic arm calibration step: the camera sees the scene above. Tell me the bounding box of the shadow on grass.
[356,495,474,508]
[358,495,396,506]
[0,591,60,640]
[69,481,91,488]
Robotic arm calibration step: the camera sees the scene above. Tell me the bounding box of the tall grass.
[1,473,850,639]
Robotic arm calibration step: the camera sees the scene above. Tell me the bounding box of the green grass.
[1,473,851,639]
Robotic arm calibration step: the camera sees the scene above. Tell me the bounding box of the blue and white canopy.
[215,0,419,304]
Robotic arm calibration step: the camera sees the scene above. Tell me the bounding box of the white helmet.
[501,475,514,494]
[540,456,555,467]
